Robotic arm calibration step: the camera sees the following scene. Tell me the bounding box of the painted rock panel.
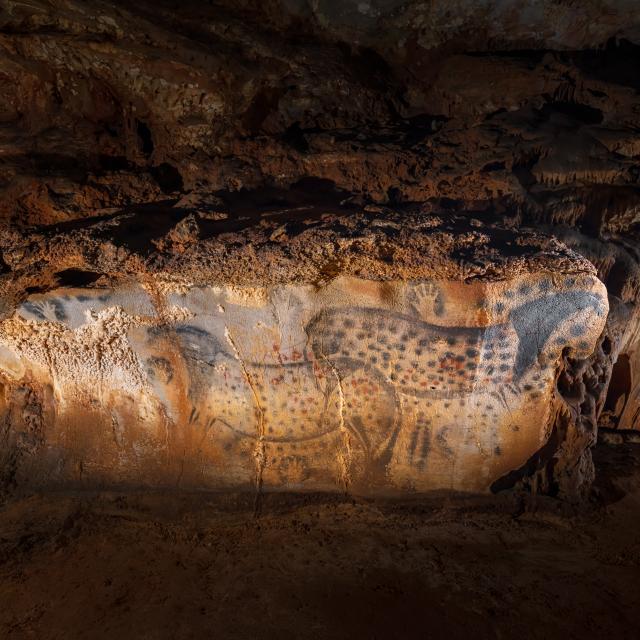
[0,273,608,493]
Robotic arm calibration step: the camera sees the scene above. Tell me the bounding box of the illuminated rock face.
[0,0,638,501]
[0,270,607,494]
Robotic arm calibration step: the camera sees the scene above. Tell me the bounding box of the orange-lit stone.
[0,268,607,494]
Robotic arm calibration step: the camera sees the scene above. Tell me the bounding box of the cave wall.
[0,247,607,494]
[1,0,640,497]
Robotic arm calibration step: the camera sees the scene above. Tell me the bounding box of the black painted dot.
[570,324,586,337]
[540,279,555,294]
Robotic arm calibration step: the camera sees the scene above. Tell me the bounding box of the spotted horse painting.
[0,269,608,495]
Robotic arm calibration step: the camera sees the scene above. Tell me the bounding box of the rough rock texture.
[0,212,608,494]
[3,1,640,225]
[2,451,640,640]
[1,0,640,498]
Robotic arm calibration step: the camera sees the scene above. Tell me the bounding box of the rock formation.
[0,0,639,499]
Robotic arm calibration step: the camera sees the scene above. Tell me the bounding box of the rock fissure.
[224,325,267,510]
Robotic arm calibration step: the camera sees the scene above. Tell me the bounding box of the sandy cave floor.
[1,442,640,640]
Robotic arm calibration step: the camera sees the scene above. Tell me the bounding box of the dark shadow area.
[136,120,155,156]
[195,178,358,238]
[593,435,640,505]
[604,354,631,415]
[54,269,104,288]
[539,101,603,125]
[2,447,640,640]
[572,38,640,91]
[151,163,184,193]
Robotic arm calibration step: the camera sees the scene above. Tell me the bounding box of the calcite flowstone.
[0,211,608,494]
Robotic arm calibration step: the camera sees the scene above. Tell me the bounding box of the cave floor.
[1,443,640,640]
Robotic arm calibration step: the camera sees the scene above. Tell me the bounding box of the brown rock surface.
[1,440,640,639]
[0,210,609,495]
[4,2,640,637]
[1,0,639,501]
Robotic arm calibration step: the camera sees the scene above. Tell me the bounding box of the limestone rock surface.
[0,211,608,494]
[1,0,639,498]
